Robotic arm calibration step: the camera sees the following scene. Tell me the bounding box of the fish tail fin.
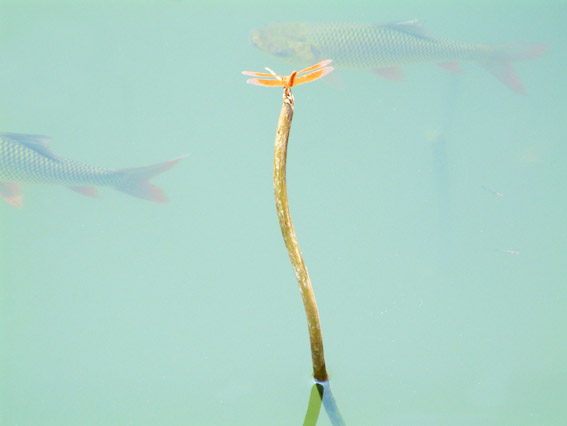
[113,155,187,203]
[479,43,548,93]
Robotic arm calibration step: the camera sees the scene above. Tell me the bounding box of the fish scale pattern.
[301,23,483,69]
[0,135,118,186]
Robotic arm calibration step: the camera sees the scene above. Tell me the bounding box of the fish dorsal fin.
[0,132,63,162]
[383,20,438,41]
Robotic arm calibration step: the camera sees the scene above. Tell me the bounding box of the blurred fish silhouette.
[0,132,186,207]
[250,21,548,93]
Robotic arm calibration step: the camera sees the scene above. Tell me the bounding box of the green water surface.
[1,1,565,424]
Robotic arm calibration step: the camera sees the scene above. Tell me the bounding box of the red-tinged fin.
[372,67,404,82]
[438,61,461,73]
[479,43,549,93]
[0,182,23,207]
[68,186,99,198]
[113,155,187,203]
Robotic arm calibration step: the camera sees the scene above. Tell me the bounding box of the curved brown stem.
[273,88,328,382]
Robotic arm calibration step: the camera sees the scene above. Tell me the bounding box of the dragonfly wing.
[293,66,334,86]
[246,78,286,87]
[296,59,333,76]
[242,70,284,78]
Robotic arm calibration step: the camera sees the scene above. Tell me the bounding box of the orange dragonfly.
[242,59,333,89]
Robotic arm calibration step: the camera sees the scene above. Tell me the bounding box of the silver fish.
[0,132,186,207]
[250,21,548,92]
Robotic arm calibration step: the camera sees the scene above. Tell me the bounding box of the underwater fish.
[250,21,548,93]
[0,132,186,207]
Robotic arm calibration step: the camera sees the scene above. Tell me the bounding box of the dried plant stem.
[273,88,328,382]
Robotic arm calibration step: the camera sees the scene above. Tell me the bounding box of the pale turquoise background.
[1,1,565,425]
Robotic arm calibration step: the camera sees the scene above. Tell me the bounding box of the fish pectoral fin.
[294,42,319,63]
[438,61,461,73]
[0,182,23,207]
[68,186,99,198]
[372,67,404,82]
[0,132,63,162]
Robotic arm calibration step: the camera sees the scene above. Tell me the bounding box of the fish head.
[250,23,319,66]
